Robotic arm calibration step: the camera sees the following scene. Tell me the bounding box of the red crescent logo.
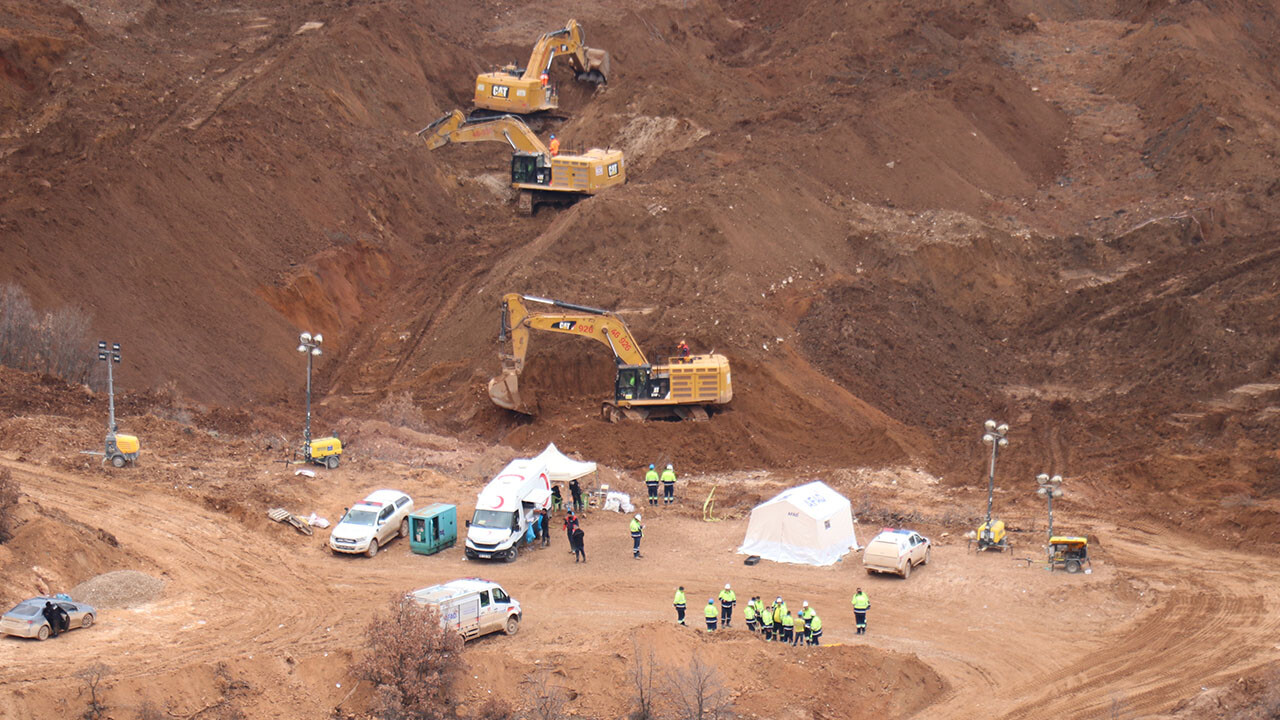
[490,497,505,509]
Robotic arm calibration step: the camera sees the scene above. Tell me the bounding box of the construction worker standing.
[851,588,870,635]
[645,464,660,506]
[718,584,736,628]
[792,612,805,646]
[548,133,560,157]
[743,597,757,632]
[808,613,823,645]
[761,601,775,640]
[660,463,677,505]
[800,601,816,645]
[780,610,795,644]
[753,596,766,623]
[773,597,789,627]
[704,599,718,632]
[673,586,687,626]
[630,513,644,559]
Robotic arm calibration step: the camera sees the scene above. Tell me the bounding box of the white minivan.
[408,578,521,640]
[464,458,552,563]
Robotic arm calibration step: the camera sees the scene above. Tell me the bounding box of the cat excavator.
[419,109,625,215]
[473,19,610,116]
[488,293,732,421]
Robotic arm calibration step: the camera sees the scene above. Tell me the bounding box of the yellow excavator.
[488,293,732,421]
[419,109,625,215]
[474,19,610,116]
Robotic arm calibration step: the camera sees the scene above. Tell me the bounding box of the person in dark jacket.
[569,478,584,512]
[572,526,586,562]
[564,511,579,552]
[539,508,551,547]
[42,602,62,638]
[551,485,563,512]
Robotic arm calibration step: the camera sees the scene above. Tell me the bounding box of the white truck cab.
[464,458,551,562]
[408,578,521,640]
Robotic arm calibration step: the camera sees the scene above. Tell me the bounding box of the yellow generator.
[975,519,1010,552]
[105,433,140,468]
[307,436,343,469]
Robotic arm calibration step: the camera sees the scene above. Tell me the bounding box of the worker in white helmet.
[718,583,737,628]
[630,513,644,559]
[660,463,677,505]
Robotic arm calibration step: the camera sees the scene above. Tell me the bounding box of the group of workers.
[643,463,678,506]
[673,586,873,644]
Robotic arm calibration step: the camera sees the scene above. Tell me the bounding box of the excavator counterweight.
[474,19,610,115]
[486,293,732,421]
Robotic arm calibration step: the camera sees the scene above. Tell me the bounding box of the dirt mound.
[69,569,164,609]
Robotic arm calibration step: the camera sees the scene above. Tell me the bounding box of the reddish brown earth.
[2,0,1280,717]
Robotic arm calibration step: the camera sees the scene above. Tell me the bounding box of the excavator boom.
[419,110,547,154]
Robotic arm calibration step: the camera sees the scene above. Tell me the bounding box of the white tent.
[534,443,597,483]
[737,481,859,566]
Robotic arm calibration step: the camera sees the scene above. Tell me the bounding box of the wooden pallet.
[267,507,314,536]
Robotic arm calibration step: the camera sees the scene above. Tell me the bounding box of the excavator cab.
[615,366,669,402]
[512,152,552,186]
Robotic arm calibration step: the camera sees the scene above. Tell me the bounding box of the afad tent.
[534,443,597,483]
[737,481,859,566]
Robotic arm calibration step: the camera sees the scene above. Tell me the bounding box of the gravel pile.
[69,570,165,608]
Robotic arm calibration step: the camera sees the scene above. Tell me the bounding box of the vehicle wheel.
[865,568,875,575]
[505,546,518,563]
[81,613,94,629]
[504,616,520,636]
[923,548,931,566]
[399,518,409,539]
[365,539,379,558]
[37,624,49,640]
[326,455,339,470]
[111,455,125,468]
[901,561,912,579]
[1066,559,1082,574]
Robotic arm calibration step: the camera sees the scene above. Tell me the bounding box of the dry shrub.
[665,652,734,720]
[356,598,462,720]
[470,697,514,720]
[0,467,20,544]
[0,283,93,383]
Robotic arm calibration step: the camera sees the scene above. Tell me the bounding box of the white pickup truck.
[408,578,521,640]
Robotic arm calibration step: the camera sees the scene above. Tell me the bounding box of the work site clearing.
[2,0,1280,717]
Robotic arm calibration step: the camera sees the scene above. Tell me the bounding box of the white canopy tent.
[737,481,859,566]
[534,443,597,483]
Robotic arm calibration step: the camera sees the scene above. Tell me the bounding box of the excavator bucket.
[488,369,537,415]
[579,48,610,84]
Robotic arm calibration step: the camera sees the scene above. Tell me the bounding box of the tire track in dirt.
[0,459,345,685]
[993,531,1280,719]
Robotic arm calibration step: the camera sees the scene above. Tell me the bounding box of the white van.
[464,458,552,562]
[408,578,521,640]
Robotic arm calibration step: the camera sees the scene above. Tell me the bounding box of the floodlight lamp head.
[98,341,107,350]
[1052,488,1063,498]
[300,332,312,343]
[997,438,1009,447]
[982,433,995,444]
[984,419,997,431]
[1051,475,1063,484]
[311,347,322,356]
[112,343,120,352]
[313,333,323,344]
[1036,487,1048,497]
[1037,473,1050,484]
[297,344,307,353]
[997,423,1009,434]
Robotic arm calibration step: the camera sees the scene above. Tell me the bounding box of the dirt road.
[3,454,1277,718]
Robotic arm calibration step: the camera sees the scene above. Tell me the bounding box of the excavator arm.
[490,293,648,413]
[521,19,610,84]
[419,110,548,155]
